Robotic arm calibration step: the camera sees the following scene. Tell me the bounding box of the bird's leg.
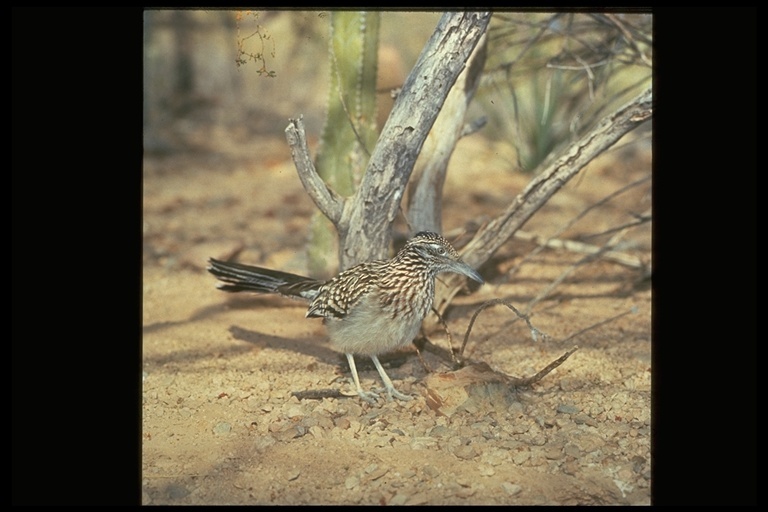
[345,353,378,404]
[371,355,413,401]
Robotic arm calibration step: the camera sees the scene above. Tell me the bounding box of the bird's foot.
[377,386,413,402]
[356,389,379,405]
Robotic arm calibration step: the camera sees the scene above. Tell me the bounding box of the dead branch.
[513,230,646,270]
[432,86,652,317]
[284,116,344,223]
[406,32,488,234]
[510,345,580,387]
[284,12,492,269]
[459,298,549,360]
[559,307,637,345]
[507,174,651,274]
[291,389,352,401]
[523,226,634,313]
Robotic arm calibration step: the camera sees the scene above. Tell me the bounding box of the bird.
[207,231,484,404]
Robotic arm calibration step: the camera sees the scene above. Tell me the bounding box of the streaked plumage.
[208,231,483,403]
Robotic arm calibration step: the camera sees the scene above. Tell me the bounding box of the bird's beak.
[450,260,484,284]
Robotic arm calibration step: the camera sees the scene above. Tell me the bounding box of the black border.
[12,7,756,506]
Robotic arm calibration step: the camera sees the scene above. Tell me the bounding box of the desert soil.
[141,119,652,505]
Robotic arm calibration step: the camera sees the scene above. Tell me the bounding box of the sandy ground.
[142,122,652,504]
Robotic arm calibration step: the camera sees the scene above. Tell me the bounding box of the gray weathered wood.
[432,86,653,317]
[341,12,491,267]
[285,11,491,270]
[406,32,488,234]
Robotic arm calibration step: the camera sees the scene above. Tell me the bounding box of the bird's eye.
[435,246,446,255]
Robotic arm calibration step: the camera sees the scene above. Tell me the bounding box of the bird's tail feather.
[207,258,314,297]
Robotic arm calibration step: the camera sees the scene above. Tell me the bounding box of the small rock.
[501,482,522,496]
[366,467,389,482]
[406,492,429,505]
[478,464,495,476]
[428,425,452,438]
[512,450,530,465]
[422,464,440,479]
[309,425,326,439]
[564,443,582,458]
[213,422,231,435]
[557,403,580,414]
[455,486,476,498]
[285,405,305,419]
[559,378,580,391]
[252,435,276,454]
[509,423,530,435]
[334,417,351,430]
[389,493,408,505]
[410,437,437,450]
[287,469,301,481]
[166,483,189,500]
[545,445,564,460]
[573,413,597,426]
[345,475,360,490]
[453,444,477,460]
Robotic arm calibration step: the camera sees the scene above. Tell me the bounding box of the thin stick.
[431,306,459,365]
[560,307,637,345]
[291,389,353,401]
[460,298,549,358]
[510,345,580,387]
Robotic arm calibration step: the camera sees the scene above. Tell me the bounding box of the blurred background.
[143,10,651,170]
[142,10,652,274]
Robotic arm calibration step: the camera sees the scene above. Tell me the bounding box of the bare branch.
[341,12,492,265]
[406,32,488,234]
[284,116,345,224]
[513,230,646,270]
[433,86,652,316]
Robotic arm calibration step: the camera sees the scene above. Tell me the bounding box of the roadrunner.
[207,231,484,404]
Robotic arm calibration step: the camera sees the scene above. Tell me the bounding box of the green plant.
[308,11,381,277]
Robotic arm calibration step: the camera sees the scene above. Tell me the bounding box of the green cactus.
[308,11,381,277]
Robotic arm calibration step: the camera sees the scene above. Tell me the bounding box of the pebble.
[213,422,231,435]
[422,464,440,479]
[406,492,429,505]
[410,437,437,450]
[573,413,597,426]
[544,444,564,460]
[564,443,582,458]
[389,493,408,505]
[308,425,326,439]
[334,417,351,430]
[557,403,580,414]
[453,444,477,460]
[501,482,522,496]
[559,378,580,391]
[478,464,495,476]
[166,483,190,499]
[512,449,530,465]
[366,467,389,482]
[344,476,360,490]
[509,423,530,435]
[428,425,452,438]
[455,486,476,498]
[285,404,305,418]
[252,435,276,454]
[373,434,392,447]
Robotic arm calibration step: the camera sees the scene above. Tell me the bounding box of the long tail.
[207,258,321,300]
